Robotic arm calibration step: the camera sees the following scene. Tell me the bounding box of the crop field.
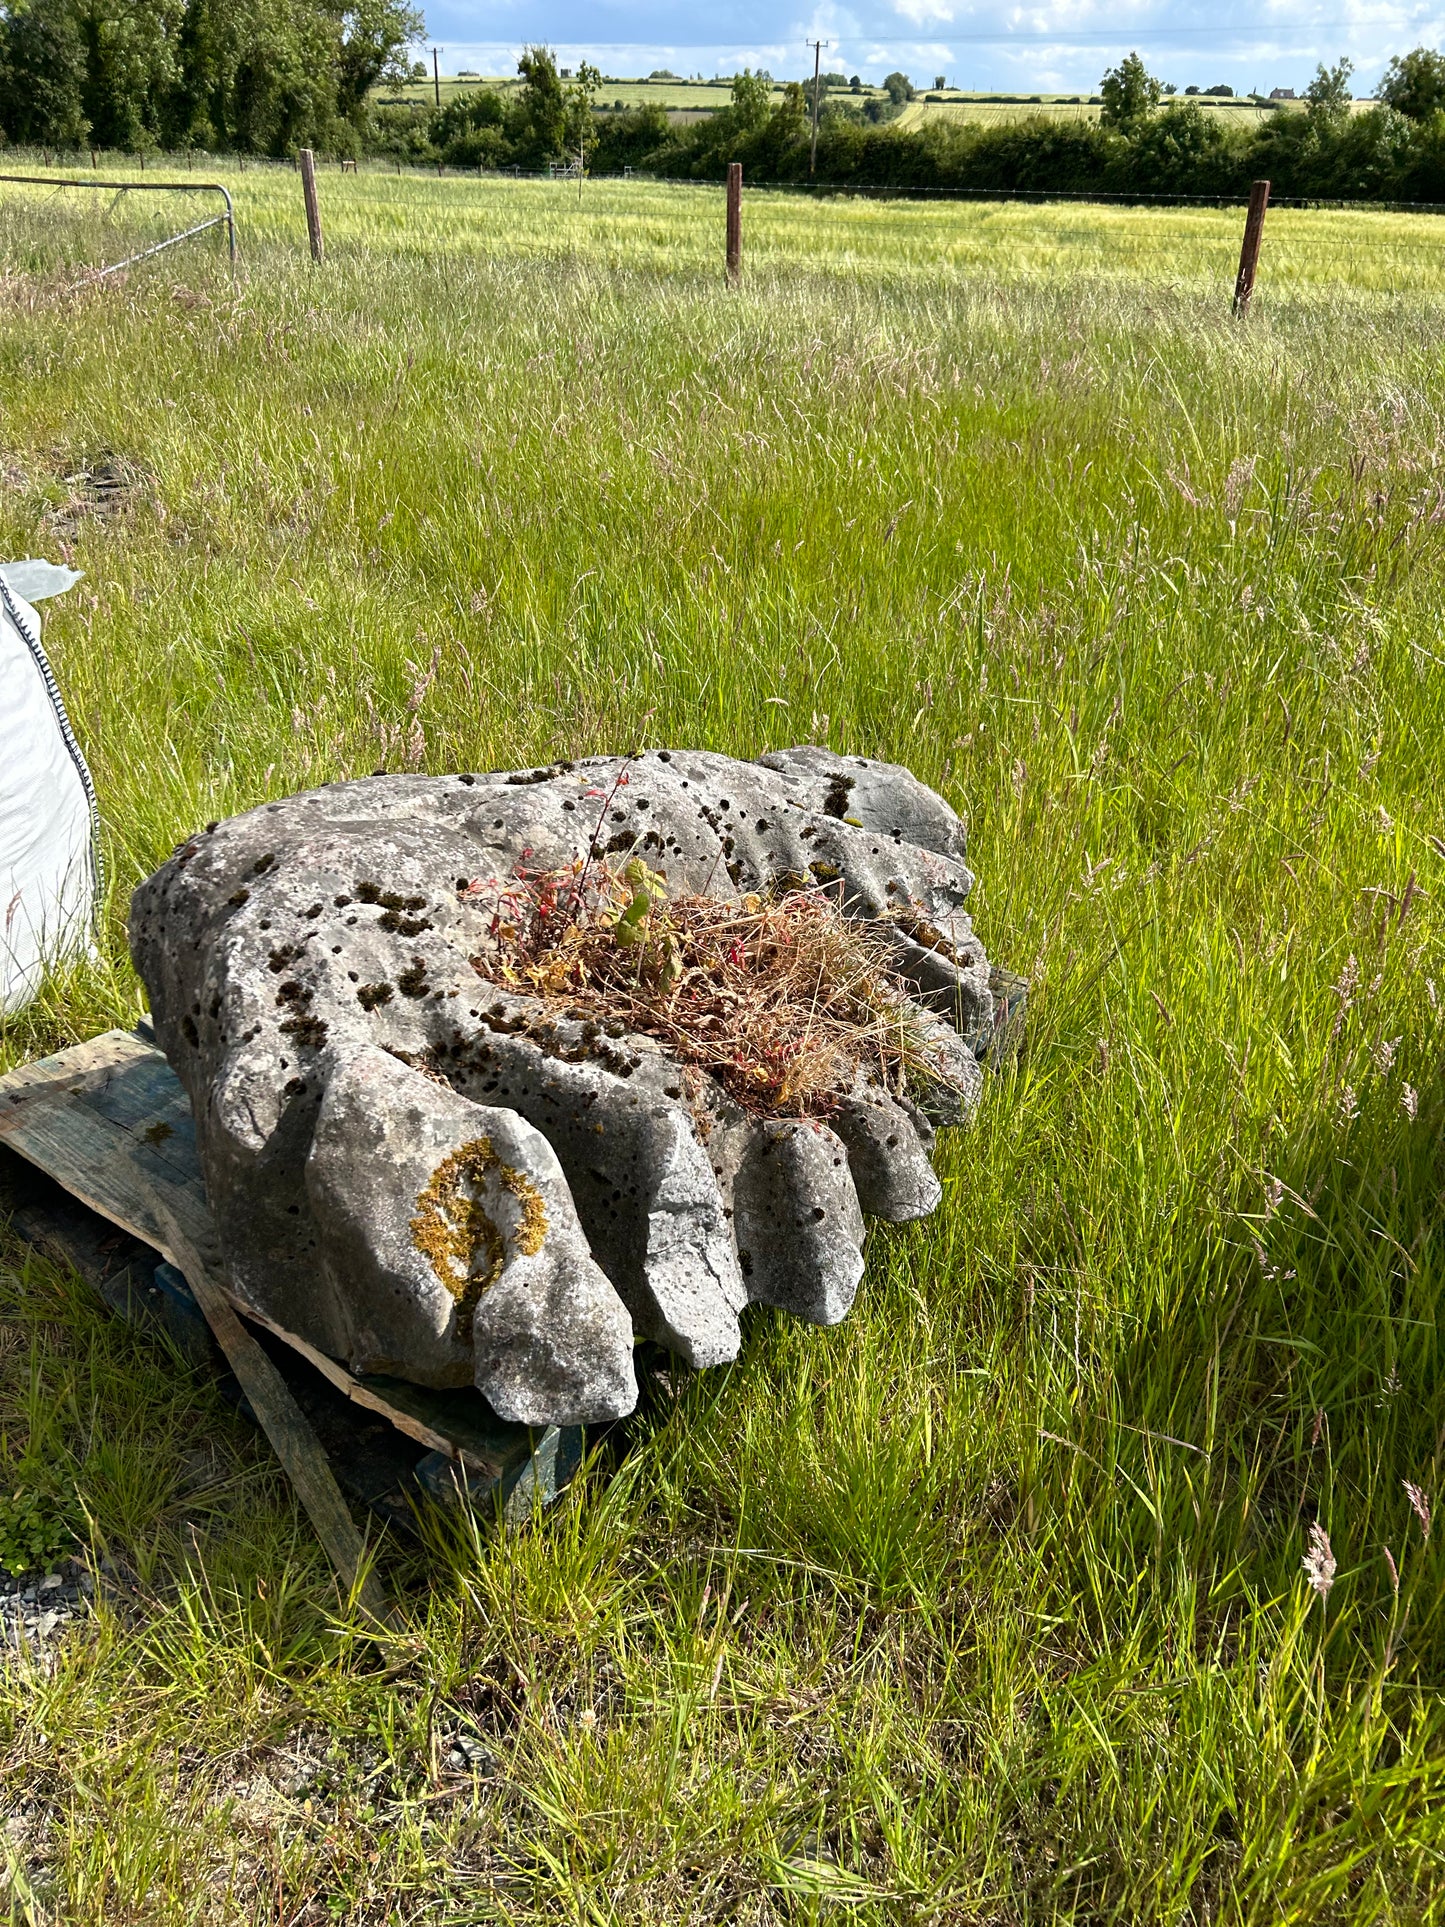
[375,75,1311,128]
[896,95,1283,130]
[376,73,750,113]
[5,164,1444,291]
[2,168,1445,1922]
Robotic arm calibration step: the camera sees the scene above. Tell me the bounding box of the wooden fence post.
[300,147,324,263]
[1232,179,1270,316]
[726,162,742,285]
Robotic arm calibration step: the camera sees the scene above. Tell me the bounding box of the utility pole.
[808,39,829,175]
[432,47,441,108]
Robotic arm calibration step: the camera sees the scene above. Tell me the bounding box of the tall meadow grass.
[0,171,1443,1921]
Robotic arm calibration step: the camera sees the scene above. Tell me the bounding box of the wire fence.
[711,181,1445,216]
[3,144,1445,219]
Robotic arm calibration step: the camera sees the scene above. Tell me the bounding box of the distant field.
[377,74,1329,131]
[896,95,1285,129]
[1,168,1444,1923]
[375,73,766,114]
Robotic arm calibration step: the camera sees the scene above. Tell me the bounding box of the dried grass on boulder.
[467,858,965,1120]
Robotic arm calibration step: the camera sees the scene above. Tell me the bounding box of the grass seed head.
[1404,1480,1432,1540]
[1303,1522,1337,1604]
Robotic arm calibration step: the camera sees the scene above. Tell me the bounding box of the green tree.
[587,98,670,171]
[432,82,505,165]
[229,1,337,153]
[882,70,914,105]
[1376,47,1445,120]
[729,66,772,131]
[330,0,421,120]
[166,0,221,144]
[563,58,600,157]
[0,0,425,153]
[777,81,806,125]
[1099,51,1161,132]
[507,44,566,165]
[1119,99,1240,192]
[1305,57,1354,121]
[170,0,336,155]
[78,0,183,151]
[0,0,90,145]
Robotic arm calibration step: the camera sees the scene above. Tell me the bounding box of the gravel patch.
[0,1558,92,1663]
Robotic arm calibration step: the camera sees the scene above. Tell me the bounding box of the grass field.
[895,95,1283,130]
[2,169,1445,1923]
[376,73,750,114]
[374,75,1300,128]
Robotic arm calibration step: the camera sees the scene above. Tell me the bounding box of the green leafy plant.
[0,1478,78,1577]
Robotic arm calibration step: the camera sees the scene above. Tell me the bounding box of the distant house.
[1269,87,1296,100]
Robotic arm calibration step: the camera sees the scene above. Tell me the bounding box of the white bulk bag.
[0,562,99,1014]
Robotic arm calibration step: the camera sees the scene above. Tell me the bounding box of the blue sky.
[416,2,1440,97]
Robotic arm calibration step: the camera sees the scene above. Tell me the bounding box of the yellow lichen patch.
[410,1136,504,1342]
[499,1162,548,1255]
[409,1136,549,1343]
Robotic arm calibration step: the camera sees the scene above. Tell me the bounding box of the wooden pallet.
[0,1029,584,1601]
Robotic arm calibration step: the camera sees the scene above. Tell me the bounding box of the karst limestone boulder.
[129,748,995,1425]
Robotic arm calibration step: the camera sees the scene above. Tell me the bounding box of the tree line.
[416,48,1445,205]
[376,51,604,171]
[9,23,1445,207]
[0,0,422,156]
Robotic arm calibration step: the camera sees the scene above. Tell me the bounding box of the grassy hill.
[375,73,1346,131]
[374,72,771,117]
[896,93,1288,129]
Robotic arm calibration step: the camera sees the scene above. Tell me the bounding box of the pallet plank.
[146,1193,394,1626]
[0,1054,216,1260]
[1,1147,479,1530]
[0,1030,566,1479]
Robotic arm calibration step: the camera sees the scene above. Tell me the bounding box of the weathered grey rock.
[129,748,994,1424]
[306,1046,635,1423]
[831,1086,943,1223]
[732,1119,866,1325]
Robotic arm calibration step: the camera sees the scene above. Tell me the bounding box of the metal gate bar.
[0,173,237,282]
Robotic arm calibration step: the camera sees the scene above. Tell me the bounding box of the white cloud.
[894,0,957,23]
[426,3,1445,94]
